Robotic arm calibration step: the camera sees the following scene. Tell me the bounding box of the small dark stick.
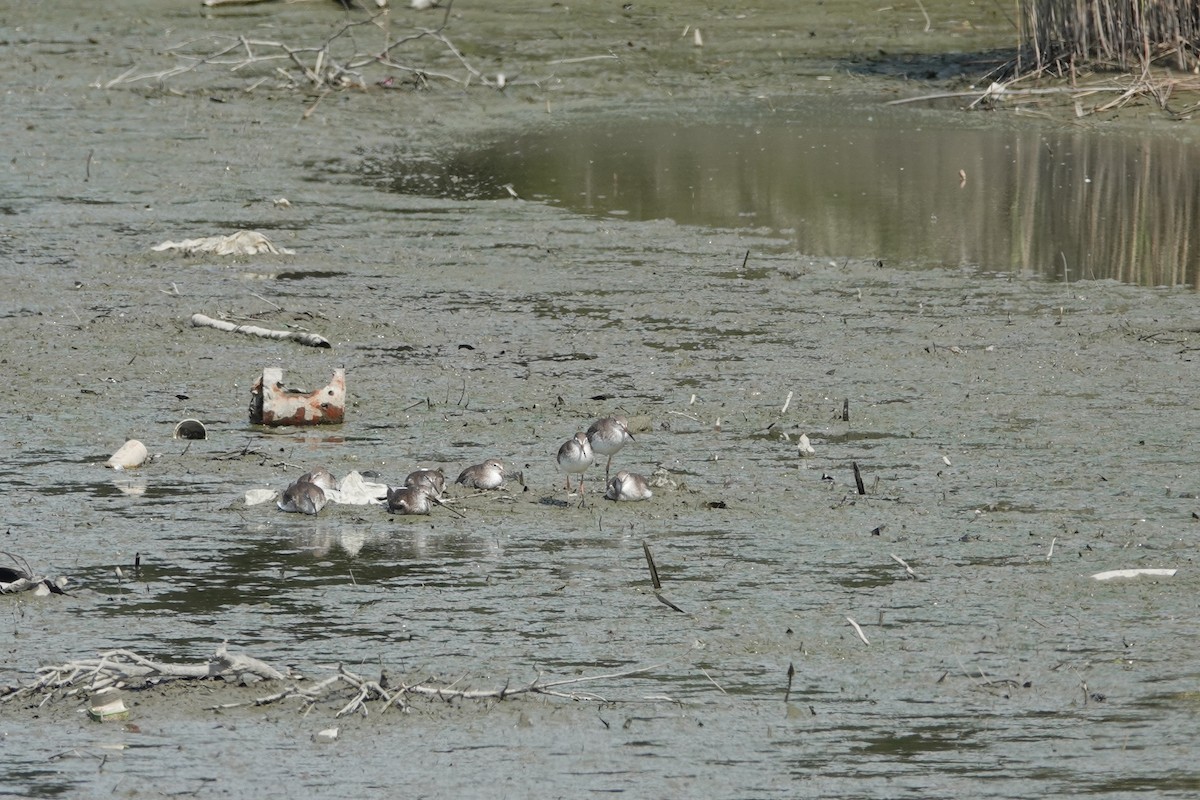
[655,592,684,613]
[741,249,750,270]
[642,541,684,612]
[852,462,866,495]
[784,662,795,704]
[842,398,850,422]
[431,496,467,519]
[642,541,662,590]
[134,552,141,580]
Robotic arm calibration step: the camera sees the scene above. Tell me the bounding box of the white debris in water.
[1091,568,1176,581]
[323,471,389,505]
[244,489,278,507]
[152,230,294,256]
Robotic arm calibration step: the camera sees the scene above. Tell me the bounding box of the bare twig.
[845,617,870,645]
[642,542,685,613]
[190,313,332,348]
[642,541,662,590]
[699,666,728,695]
[890,553,916,579]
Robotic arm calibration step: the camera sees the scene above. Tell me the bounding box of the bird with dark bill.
[587,416,634,483]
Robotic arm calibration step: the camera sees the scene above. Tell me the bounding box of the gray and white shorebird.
[557,431,594,495]
[278,479,328,515]
[405,468,446,499]
[604,470,653,502]
[455,459,506,490]
[587,416,634,483]
[386,485,436,515]
[296,467,338,493]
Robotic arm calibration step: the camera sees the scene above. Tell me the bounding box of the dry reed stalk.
[1021,0,1200,74]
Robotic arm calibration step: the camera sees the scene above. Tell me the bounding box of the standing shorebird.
[587,416,634,483]
[557,431,594,497]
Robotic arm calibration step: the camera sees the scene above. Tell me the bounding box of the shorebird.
[278,480,327,515]
[557,431,594,495]
[587,416,634,482]
[386,485,435,515]
[297,467,338,492]
[604,470,653,502]
[455,459,506,490]
[405,468,446,498]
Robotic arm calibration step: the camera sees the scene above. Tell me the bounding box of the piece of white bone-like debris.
[152,230,294,256]
[1091,568,1177,581]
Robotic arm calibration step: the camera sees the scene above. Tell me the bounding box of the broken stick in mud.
[191,313,331,348]
[642,541,684,613]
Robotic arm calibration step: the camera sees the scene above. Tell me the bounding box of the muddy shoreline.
[3,2,1199,798]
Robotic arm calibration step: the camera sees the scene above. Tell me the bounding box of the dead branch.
[191,313,332,348]
[2,643,290,702]
[2,643,678,722]
[102,5,543,93]
[890,71,1200,119]
[845,616,870,645]
[642,541,685,613]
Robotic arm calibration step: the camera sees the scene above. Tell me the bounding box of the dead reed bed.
[1020,0,1200,74]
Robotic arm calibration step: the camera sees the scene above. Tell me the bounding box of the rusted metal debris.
[249,368,346,427]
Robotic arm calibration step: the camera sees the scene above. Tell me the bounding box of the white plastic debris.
[1091,568,1177,581]
[106,440,148,470]
[88,691,130,722]
[152,230,294,256]
[244,488,278,507]
[324,471,389,505]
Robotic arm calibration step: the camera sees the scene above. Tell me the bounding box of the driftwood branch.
[102,4,560,93]
[889,71,1200,118]
[191,313,332,348]
[1,643,290,702]
[3,645,677,717]
[308,661,672,718]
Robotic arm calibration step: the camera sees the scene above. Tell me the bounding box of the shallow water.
[3,1,1200,798]
[368,100,1200,287]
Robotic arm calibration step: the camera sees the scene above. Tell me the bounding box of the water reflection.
[367,107,1199,287]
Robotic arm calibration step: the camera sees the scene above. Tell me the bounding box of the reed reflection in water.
[384,113,1199,288]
